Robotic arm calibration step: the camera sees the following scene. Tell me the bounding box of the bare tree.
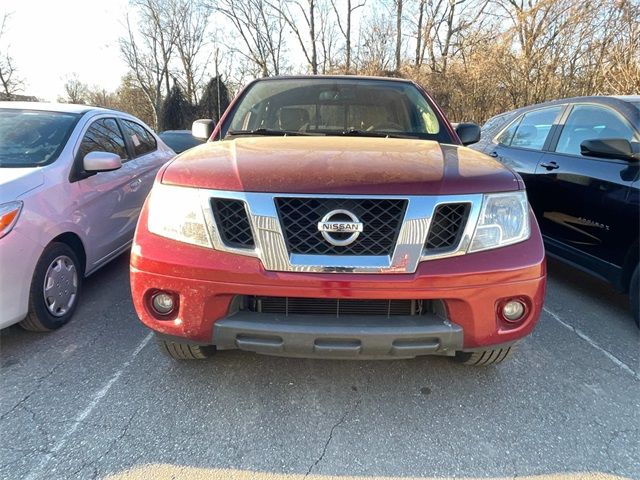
[174,0,210,104]
[359,9,396,73]
[270,0,319,74]
[60,74,88,104]
[216,0,287,77]
[120,0,180,128]
[330,0,367,73]
[0,12,23,98]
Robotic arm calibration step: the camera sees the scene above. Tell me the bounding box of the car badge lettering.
[317,209,363,246]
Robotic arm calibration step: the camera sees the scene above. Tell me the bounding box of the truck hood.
[161,136,520,195]
[0,168,45,203]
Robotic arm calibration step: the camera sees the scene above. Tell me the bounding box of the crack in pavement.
[70,407,141,479]
[305,394,362,478]
[0,358,68,422]
[543,307,639,381]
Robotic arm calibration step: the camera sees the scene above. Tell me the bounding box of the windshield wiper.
[226,128,322,137]
[336,129,419,140]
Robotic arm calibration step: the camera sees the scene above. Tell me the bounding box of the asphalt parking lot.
[1,254,638,480]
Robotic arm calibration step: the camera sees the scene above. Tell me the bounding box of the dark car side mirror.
[192,119,216,140]
[580,138,639,161]
[455,123,481,146]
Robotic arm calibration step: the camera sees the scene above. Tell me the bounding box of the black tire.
[630,265,639,328]
[20,242,83,332]
[453,346,513,366]
[157,337,216,360]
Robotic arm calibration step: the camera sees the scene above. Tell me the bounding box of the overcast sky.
[2,0,130,101]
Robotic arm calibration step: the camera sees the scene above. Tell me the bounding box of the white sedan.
[0,102,175,331]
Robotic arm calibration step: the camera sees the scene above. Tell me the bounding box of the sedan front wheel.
[20,242,82,332]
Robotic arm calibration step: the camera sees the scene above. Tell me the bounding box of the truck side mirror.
[192,119,216,140]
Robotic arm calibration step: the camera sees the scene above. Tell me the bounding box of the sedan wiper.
[336,129,419,140]
[226,128,322,137]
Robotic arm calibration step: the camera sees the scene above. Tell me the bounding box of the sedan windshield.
[0,109,81,167]
[225,78,452,143]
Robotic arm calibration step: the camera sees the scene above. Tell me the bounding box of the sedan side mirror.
[192,119,216,140]
[580,138,639,161]
[455,123,481,146]
[83,151,122,173]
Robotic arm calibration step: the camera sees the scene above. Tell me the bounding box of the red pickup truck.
[130,76,546,366]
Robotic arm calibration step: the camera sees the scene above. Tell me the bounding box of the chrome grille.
[247,296,421,317]
[425,203,470,252]
[211,199,255,249]
[275,198,406,255]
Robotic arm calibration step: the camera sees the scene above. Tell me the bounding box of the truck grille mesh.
[211,199,255,249]
[275,198,406,255]
[247,297,419,317]
[424,203,469,252]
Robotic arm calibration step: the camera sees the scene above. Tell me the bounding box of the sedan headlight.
[469,191,530,252]
[146,183,212,248]
[0,201,23,239]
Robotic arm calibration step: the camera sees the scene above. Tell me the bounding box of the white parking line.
[543,307,639,381]
[24,332,154,480]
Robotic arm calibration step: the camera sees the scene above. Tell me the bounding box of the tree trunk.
[395,0,402,71]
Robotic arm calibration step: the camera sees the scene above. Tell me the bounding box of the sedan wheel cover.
[43,255,78,317]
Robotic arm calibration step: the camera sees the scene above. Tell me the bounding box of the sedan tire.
[20,242,82,332]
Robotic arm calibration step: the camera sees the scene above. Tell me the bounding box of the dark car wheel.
[630,265,639,328]
[20,242,82,332]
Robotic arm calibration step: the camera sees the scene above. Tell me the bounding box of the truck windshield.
[0,109,80,168]
[225,78,453,143]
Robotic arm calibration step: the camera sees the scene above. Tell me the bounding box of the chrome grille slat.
[198,190,484,274]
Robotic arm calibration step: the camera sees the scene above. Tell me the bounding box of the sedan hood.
[161,136,520,195]
[0,168,45,203]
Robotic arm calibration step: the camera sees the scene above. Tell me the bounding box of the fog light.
[502,300,526,322]
[151,292,175,316]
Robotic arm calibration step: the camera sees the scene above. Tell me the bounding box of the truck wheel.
[157,337,216,360]
[20,243,82,332]
[453,347,513,366]
[630,265,639,328]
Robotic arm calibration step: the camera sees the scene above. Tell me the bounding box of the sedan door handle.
[540,161,560,170]
[488,151,499,158]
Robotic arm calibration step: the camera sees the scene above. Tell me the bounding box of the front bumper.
[130,212,546,357]
[0,230,42,329]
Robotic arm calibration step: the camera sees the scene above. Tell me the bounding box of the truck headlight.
[146,183,212,248]
[469,191,530,252]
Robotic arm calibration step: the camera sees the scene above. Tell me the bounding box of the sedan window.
[77,118,128,161]
[0,110,80,167]
[555,105,637,157]
[121,120,157,157]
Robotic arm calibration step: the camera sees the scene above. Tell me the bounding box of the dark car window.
[225,78,453,143]
[495,117,521,146]
[121,120,157,157]
[77,118,128,161]
[0,110,81,167]
[555,105,637,157]
[158,131,204,153]
[510,107,562,150]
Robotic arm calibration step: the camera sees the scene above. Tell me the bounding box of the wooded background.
[2,0,639,130]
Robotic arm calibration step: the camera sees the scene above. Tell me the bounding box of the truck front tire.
[157,337,216,360]
[453,347,513,366]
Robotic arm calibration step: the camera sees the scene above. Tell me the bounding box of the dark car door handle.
[540,161,560,170]
[489,151,499,158]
